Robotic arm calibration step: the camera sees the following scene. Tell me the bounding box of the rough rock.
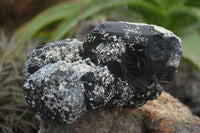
[82,21,182,81]
[23,62,88,124]
[163,65,200,116]
[38,91,200,133]
[23,38,82,78]
[81,21,181,107]
[23,21,182,124]
[24,61,118,123]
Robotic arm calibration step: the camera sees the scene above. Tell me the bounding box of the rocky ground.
[163,63,200,117]
[38,91,200,133]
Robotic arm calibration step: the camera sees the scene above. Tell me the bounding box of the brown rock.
[38,91,200,133]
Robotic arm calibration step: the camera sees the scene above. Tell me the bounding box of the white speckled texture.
[24,38,83,78]
[23,21,182,124]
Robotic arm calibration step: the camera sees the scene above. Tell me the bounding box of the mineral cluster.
[23,21,182,124]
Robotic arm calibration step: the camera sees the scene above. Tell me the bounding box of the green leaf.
[18,0,200,53]
[168,6,200,34]
[128,1,168,26]
[181,31,200,70]
[0,124,12,133]
[21,0,138,40]
[51,14,79,40]
[20,0,81,40]
[51,0,169,40]
[83,0,133,19]
[150,0,188,8]
[52,0,140,40]
[186,0,200,9]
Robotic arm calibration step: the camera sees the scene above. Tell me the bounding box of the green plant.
[0,32,38,133]
[18,0,200,71]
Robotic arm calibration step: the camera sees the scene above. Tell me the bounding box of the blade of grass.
[128,1,168,26]
[186,0,200,9]
[51,11,80,40]
[52,0,134,40]
[52,0,167,40]
[19,0,81,40]
[0,106,27,112]
[169,6,200,21]
[168,6,200,31]
[181,31,200,70]
[147,0,188,9]
[0,124,13,133]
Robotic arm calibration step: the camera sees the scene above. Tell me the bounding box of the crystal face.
[82,21,182,81]
[23,21,182,124]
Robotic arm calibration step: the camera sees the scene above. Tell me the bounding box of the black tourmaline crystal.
[82,21,182,81]
[82,21,181,107]
[23,21,182,124]
[24,38,82,78]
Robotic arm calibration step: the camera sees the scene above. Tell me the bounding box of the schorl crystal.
[23,21,182,124]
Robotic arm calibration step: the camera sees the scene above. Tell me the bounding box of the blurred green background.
[0,0,200,132]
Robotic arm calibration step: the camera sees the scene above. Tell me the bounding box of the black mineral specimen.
[24,61,117,123]
[24,38,82,78]
[82,21,181,107]
[24,62,87,124]
[81,66,116,109]
[82,21,182,81]
[23,21,182,124]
